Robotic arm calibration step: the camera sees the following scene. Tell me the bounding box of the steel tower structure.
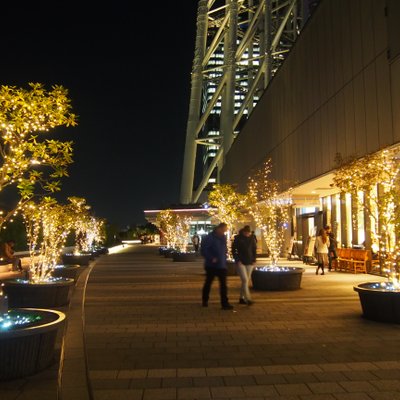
[180,0,311,204]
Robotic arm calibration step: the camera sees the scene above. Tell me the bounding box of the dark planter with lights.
[354,282,400,323]
[0,308,66,380]
[61,253,92,266]
[3,278,75,308]
[51,265,83,282]
[251,267,305,291]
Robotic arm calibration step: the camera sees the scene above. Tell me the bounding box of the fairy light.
[155,210,192,251]
[208,184,247,257]
[0,83,77,229]
[247,158,292,267]
[0,311,42,331]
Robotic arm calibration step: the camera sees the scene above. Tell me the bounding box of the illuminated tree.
[247,159,291,267]
[156,209,178,248]
[155,210,192,251]
[175,216,192,252]
[208,184,247,231]
[22,198,75,282]
[208,184,248,258]
[67,197,104,253]
[333,149,400,283]
[0,83,77,226]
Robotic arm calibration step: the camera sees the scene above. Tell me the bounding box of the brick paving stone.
[93,389,143,400]
[193,376,225,387]
[148,369,177,378]
[206,367,236,376]
[307,382,346,394]
[162,377,193,388]
[284,373,319,384]
[117,369,148,379]
[242,384,278,397]
[338,381,377,393]
[177,368,207,377]
[129,378,162,389]
[210,386,245,398]
[299,395,336,400]
[332,394,374,400]
[369,379,400,391]
[142,387,177,400]
[368,392,400,400]
[224,375,256,386]
[177,387,211,399]
[275,383,313,396]
[254,374,287,385]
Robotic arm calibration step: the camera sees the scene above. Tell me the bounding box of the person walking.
[200,223,234,310]
[232,225,257,305]
[315,228,330,275]
[324,225,337,271]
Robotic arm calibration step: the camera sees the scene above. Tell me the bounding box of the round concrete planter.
[61,253,92,266]
[0,308,66,380]
[251,267,305,291]
[172,252,197,262]
[164,249,176,258]
[3,278,75,308]
[51,264,83,282]
[354,282,400,323]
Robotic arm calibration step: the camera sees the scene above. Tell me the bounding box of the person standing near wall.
[315,228,330,275]
[232,225,257,305]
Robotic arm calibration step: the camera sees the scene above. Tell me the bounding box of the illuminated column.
[180,0,208,204]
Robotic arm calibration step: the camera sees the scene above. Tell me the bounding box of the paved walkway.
[83,244,400,400]
[1,244,400,400]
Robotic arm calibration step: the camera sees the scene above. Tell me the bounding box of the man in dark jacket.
[201,223,234,310]
[232,225,257,305]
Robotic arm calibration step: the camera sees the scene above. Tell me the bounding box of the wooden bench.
[334,248,370,274]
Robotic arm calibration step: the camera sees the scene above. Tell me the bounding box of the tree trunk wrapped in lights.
[156,210,178,249]
[22,198,74,282]
[247,159,291,267]
[67,197,105,254]
[333,149,400,285]
[0,83,77,228]
[155,209,192,252]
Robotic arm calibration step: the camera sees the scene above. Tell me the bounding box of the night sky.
[1,2,198,227]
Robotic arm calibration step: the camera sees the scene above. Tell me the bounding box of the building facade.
[220,0,400,263]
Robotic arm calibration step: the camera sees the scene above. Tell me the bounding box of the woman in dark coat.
[231,225,257,305]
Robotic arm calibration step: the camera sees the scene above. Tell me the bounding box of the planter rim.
[0,308,66,339]
[4,278,75,287]
[63,253,91,257]
[354,281,400,294]
[254,266,305,274]
[54,264,81,269]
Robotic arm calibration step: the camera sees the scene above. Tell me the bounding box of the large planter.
[172,252,197,262]
[51,265,82,282]
[3,278,75,308]
[164,249,176,258]
[61,253,92,266]
[251,266,305,291]
[0,308,66,380]
[354,282,400,323]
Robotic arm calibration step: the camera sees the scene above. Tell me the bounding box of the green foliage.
[208,184,247,230]
[0,83,77,226]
